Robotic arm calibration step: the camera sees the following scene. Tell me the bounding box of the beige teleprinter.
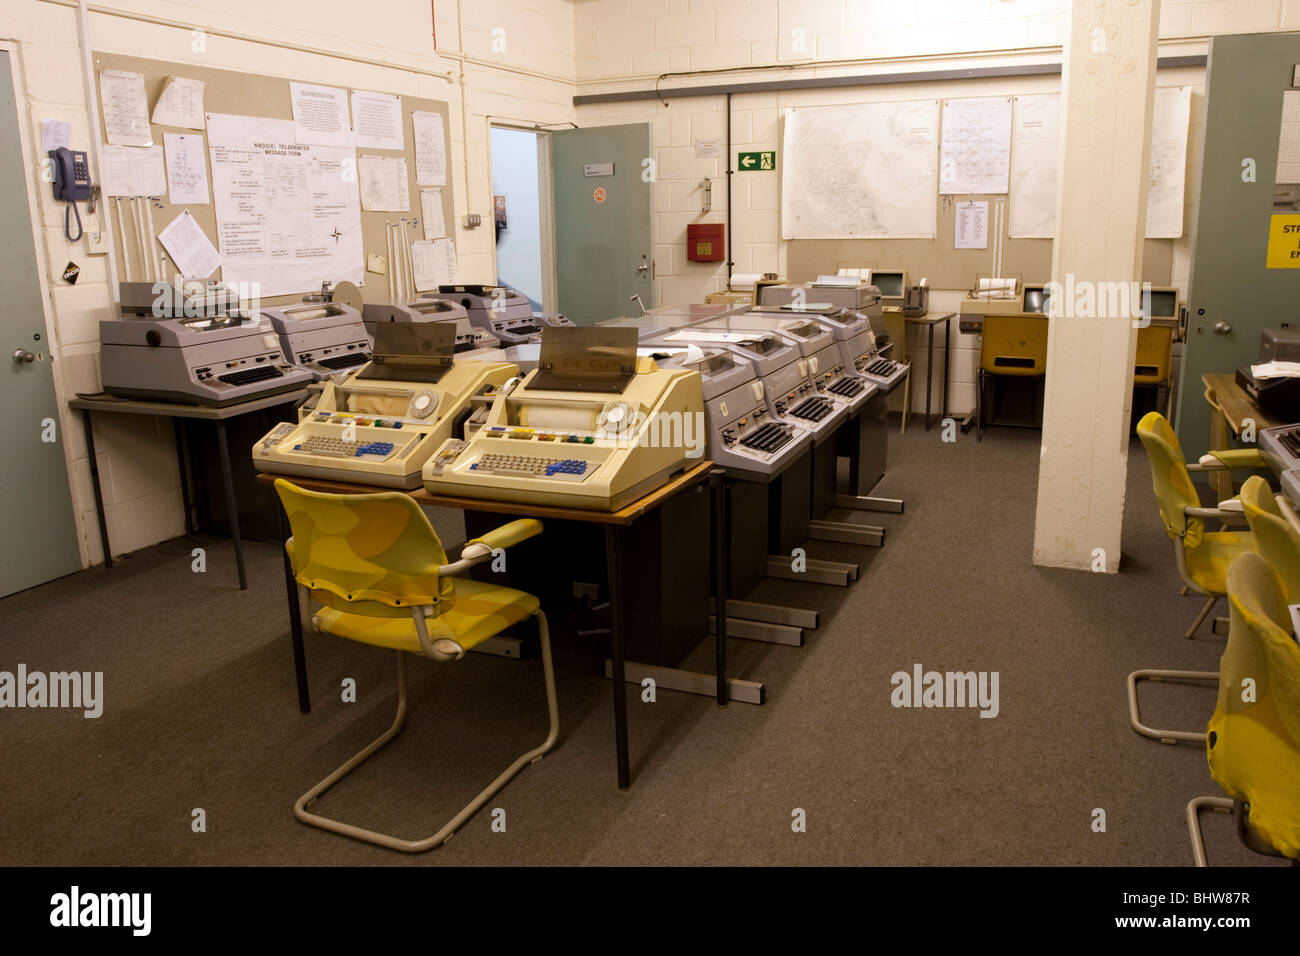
[423,327,706,511]
[252,322,518,488]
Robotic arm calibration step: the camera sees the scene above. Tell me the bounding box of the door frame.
[486,120,559,314]
[1,39,89,566]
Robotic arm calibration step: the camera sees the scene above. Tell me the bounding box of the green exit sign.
[737,151,776,171]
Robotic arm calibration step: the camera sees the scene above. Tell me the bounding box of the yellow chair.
[1186,550,1300,864]
[1239,475,1300,601]
[274,478,558,853]
[974,313,1048,442]
[1127,412,1260,744]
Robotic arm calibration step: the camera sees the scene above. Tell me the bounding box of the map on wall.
[939,96,1012,195]
[781,100,940,239]
[1008,87,1192,239]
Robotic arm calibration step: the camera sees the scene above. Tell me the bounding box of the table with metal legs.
[904,312,956,431]
[70,390,307,589]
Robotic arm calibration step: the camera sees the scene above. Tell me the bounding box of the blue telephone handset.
[49,147,91,240]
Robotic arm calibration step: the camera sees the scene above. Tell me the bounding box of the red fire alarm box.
[686,223,724,262]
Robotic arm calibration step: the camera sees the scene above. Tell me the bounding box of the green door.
[552,124,654,325]
[1175,33,1300,461]
[0,51,82,596]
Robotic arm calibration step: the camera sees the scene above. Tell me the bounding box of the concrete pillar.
[1031,0,1161,573]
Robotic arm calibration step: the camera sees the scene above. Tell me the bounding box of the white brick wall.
[571,1,1257,412]
[11,0,1296,571]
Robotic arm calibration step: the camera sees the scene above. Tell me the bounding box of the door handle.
[12,349,36,364]
[1213,321,1232,335]
[637,261,649,275]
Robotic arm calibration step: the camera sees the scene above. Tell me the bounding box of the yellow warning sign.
[1266,213,1300,268]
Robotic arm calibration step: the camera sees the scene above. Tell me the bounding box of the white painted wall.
[6,0,575,568]
[491,126,545,306]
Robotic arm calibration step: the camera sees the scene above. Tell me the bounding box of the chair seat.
[1209,711,1300,858]
[1185,530,1254,595]
[315,578,540,654]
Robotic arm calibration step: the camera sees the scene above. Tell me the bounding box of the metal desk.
[258,460,727,790]
[70,389,309,589]
[904,311,956,431]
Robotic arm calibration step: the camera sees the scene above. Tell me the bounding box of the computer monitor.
[1140,287,1179,321]
[1022,284,1051,315]
[869,269,909,298]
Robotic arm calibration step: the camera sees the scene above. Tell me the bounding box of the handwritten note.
[412,111,446,186]
[420,187,446,239]
[100,70,153,146]
[151,76,205,130]
[164,133,209,204]
[357,155,410,212]
[100,144,167,196]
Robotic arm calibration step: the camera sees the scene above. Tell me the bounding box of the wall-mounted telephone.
[49,147,91,241]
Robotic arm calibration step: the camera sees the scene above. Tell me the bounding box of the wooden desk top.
[70,390,309,420]
[1202,372,1281,435]
[256,459,715,526]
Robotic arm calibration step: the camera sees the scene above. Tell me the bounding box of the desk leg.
[173,419,194,535]
[711,473,730,707]
[279,505,311,715]
[604,524,631,790]
[214,420,247,591]
[81,409,112,569]
[941,318,951,423]
[924,323,935,431]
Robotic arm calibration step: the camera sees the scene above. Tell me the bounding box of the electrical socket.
[572,582,600,604]
[86,230,108,255]
[463,213,482,228]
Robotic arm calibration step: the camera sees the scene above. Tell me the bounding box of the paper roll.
[729,272,764,289]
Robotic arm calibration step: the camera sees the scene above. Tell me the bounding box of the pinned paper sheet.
[158,210,220,279]
[151,76,205,130]
[100,144,167,196]
[410,239,439,292]
[164,134,209,205]
[100,70,153,146]
[954,201,989,250]
[41,120,70,152]
[357,156,410,211]
[420,188,446,239]
[290,82,351,147]
[412,111,446,186]
[351,90,403,151]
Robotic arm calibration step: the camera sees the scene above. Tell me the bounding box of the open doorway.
[490,126,554,312]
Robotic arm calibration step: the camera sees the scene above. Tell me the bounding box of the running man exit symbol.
[738,151,776,171]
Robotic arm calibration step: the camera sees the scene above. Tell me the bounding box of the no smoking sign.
[593,187,607,204]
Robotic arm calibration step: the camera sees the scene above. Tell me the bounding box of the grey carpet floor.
[0,421,1287,866]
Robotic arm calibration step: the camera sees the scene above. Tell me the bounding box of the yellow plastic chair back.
[1240,475,1300,602]
[979,313,1048,377]
[1136,411,1203,545]
[1210,551,1300,858]
[1134,325,1174,385]
[274,478,455,619]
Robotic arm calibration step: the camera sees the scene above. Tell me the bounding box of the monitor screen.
[872,271,904,297]
[1023,287,1050,314]
[1142,289,1178,319]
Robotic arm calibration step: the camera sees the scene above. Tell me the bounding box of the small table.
[259,460,720,790]
[1201,373,1280,502]
[70,390,309,590]
[904,311,956,431]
